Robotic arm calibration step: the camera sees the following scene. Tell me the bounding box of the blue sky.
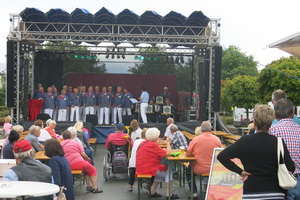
[0,0,299,72]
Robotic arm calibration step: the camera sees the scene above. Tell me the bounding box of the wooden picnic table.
[211,131,231,137]
[181,131,196,141]
[158,140,167,148]
[0,139,5,148]
[35,151,49,160]
[224,135,241,141]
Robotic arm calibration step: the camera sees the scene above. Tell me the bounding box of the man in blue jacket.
[70,88,81,122]
[99,86,111,125]
[43,87,55,118]
[56,89,69,121]
[84,86,96,122]
[123,88,133,116]
[113,86,124,124]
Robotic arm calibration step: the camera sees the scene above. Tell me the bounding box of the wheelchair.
[103,141,130,181]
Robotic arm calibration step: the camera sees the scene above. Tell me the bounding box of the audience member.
[194,126,202,136]
[11,125,24,135]
[34,119,52,144]
[67,126,83,147]
[271,89,300,125]
[3,115,12,134]
[269,98,300,199]
[2,130,20,159]
[105,123,133,150]
[136,128,177,199]
[186,121,222,198]
[44,139,75,200]
[163,118,174,139]
[3,140,53,200]
[44,119,57,138]
[218,104,295,199]
[74,121,94,162]
[129,119,142,141]
[169,125,188,150]
[61,130,103,193]
[128,128,147,191]
[25,125,44,152]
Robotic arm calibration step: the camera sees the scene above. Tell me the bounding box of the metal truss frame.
[7,14,221,124]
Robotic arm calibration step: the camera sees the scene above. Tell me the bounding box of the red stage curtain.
[28,99,44,121]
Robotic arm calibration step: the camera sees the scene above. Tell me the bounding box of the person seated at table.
[0,125,24,159]
[169,125,188,150]
[2,130,20,159]
[25,125,44,152]
[136,128,178,199]
[186,121,222,199]
[158,98,175,116]
[129,119,142,141]
[44,139,75,200]
[68,126,94,164]
[44,119,57,138]
[3,140,53,200]
[128,128,147,191]
[105,123,133,151]
[195,126,202,136]
[3,115,13,135]
[34,120,52,144]
[74,121,94,161]
[163,117,174,139]
[61,130,103,193]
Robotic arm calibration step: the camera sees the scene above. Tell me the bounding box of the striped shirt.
[269,118,300,174]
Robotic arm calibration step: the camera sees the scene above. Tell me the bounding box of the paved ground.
[75,144,193,200]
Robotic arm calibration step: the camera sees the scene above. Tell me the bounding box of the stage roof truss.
[8,14,220,47]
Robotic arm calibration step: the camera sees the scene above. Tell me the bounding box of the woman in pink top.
[3,116,12,134]
[61,130,103,193]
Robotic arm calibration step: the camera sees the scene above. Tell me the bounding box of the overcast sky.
[0,0,299,71]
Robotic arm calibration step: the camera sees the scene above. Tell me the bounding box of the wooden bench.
[182,131,196,141]
[137,174,152,200]
[88,138,97,153]
[72,170,84,196]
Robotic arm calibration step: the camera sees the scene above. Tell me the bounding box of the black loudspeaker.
[86,114,98,126]
[212,46,222,112]
[7,41,15,107]
[122,115,134,126]
[37,113,51,121]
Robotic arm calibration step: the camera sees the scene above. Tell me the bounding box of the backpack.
[112,151,128,174]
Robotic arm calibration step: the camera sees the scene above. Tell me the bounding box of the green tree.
[222,75,258,118]
[43,42,107,74]
[222,45,258,80]
[257,56,300,105]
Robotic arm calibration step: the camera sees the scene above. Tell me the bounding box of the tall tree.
[222,75,258,118]
[0,73,5,106]
[257,56,300,105]
[222,45,258,80]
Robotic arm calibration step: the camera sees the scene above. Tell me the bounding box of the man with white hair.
[3,140,53,200]
[136,128,178,199]
[25,125,44,152]
[186,121,222,198]
[169,124,188,150]
[163,118,174,139]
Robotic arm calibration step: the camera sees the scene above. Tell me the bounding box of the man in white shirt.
[163,117,174,139]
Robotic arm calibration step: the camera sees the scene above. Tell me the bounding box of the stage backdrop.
[66,73,178,106]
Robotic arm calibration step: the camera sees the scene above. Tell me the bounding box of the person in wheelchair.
[105,123,133,151]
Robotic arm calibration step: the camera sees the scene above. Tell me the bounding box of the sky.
[0,0,299,72]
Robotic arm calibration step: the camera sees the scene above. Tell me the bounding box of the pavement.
[76,144,194,200]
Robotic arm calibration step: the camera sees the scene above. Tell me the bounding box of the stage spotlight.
[175,56,180,64]
[74,55,79,59]
[122,55,125,59]
[140,56,144,60]
[106,54,109,59]
[93,56,98,59]
[180,56,184,64]
[134,56,139,60]
[87,56,91,60]
[165,56,169,63]
[112,54,115,59]
[153,57,158,61]
[147,57,151,61]
[117,55,120,59]
[81,55,85,59]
